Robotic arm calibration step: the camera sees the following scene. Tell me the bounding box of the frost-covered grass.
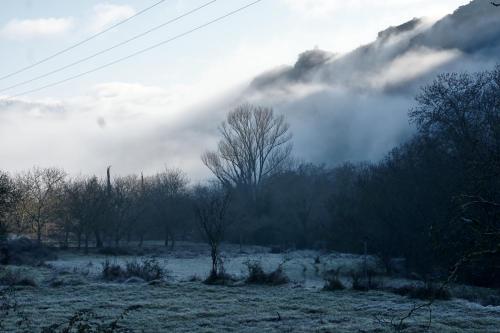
[1,243,499,332]
[3,279,500,332]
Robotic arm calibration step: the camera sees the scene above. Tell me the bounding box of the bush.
[101,260,125,281]
[0,237,56,266]
[323,277,345,291]
[204,258,235,285]
[125,259,164,281]
[391,283,451,301]
[188,275,202,282]
[101,258,165,282]
[323,268,345,291]
[245,261,289,286]
[204,271,235,285]
[0,269,37,287]
[351,270,380,291]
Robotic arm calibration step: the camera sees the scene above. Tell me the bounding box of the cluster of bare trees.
[0,166,192,253]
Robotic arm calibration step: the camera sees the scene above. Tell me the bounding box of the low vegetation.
[0,268,37,287]
[350,270,381,291]
[391,283,451,301]
[245,261,289,286]
[322,268,345,291]
[101,258,165,282]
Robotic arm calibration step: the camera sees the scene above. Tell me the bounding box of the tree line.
[0,66,498,286]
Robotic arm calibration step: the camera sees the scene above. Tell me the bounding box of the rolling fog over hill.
[0,0,498,177]
[242,0,500,164]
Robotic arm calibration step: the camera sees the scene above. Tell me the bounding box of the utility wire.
[8,0,263,98]
[0,0,217,94]
[0,0,168,82]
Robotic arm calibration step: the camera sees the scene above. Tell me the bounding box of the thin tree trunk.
[95,231,103,248]
[164,225,169,248]
[170,232,175,250]
[84,234,89,255]
[36,220,42,245]
[239,232,243,253]
[64,229,69,248]
[211,246,218,277]
[77,232,81,250]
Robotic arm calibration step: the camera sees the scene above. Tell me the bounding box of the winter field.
[1,242,499,332]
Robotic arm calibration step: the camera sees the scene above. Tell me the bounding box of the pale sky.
[0,0,471,178]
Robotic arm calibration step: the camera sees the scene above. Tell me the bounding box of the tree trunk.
[36,221,42,245]
[84,234,89,255]
[239,232,243,253]
[164,225,169,248]
[95,231,103,248]
[64,230,69,248]
[211,246,218,277]
[169,232,175,250]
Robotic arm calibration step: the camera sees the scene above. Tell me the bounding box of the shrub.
[392,283,451,301]
[125,259,164,282]
[1,238,56,266]
[204,271,234,285]
[101,258,165,282]
[204,259,235,285]
[245,261,266,283]
[188,275,202,282]
[101,260,126,281]
[0,269,37,287]
[452,286,500,306]
[323,277,345,291]
[351,270,380,291]
[323,268,345,291]
[245,261,289,286]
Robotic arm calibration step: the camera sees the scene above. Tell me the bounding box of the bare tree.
[110,175,144,246]
[147,168,189,249]
[15,167,66,244]
[0,172,18,240]
[65,176,107,253]
[193,183,231,279]
[202,104,292,200]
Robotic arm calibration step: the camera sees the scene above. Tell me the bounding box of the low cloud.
[88,3,136,32]
[241,0,500,165]
[281,0,468,19]
[1,17,74,40]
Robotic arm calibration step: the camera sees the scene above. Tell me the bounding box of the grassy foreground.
[2,273,500,332]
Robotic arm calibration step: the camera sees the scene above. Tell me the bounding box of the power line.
[8,0,264,99]
[0,0,168,82]
[0,0,217,94]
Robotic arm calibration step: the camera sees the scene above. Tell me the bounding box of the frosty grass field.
[2,242,500,332]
